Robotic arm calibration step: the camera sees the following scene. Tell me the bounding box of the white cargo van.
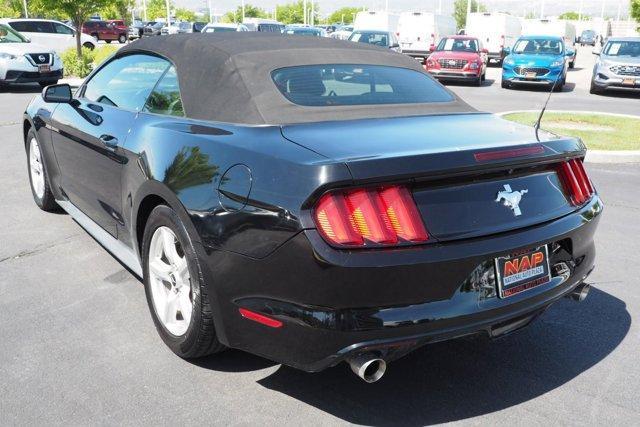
[397,12,457,62]
[466,12,521,64]
[521,19,577,67]
[353,11,400,33]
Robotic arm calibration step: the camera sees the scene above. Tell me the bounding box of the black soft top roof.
[119,33,476,125]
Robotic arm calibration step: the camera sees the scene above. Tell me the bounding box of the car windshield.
[0,24,28,43]
[603,41,640,57]
[349,32,389,46]
[513,38,563,55]
[285,28,320,36]
[272,64,454,107]
[204,26,237,33]
[179,22,191,30]
[436,38,478,52]
[581,30,595,37]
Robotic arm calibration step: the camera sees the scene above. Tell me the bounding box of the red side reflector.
[474,146,545,162]
[314,185,429,248]
[239,308,283,328]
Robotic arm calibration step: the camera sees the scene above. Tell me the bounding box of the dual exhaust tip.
[347,283,590,383]
[348,353,387,383]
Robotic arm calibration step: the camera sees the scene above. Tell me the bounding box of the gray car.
[590,37,640,94]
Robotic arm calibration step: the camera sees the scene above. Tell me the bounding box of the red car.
[82,20,128,44]
[425,36,488,86]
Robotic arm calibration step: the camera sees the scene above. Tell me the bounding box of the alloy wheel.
[29,137,45,199]
[148,226,193,336]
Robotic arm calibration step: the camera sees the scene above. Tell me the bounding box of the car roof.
[117,33,473,125]
[606,37,640,42]
[518,35,563,41]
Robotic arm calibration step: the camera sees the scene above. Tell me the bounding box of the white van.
[353,11,400,33]
[397,12,456,62]
[0,19,97,54]
[466,12,521,64]
[521,19,577,67]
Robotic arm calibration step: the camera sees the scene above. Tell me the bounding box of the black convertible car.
[24,34,602,382]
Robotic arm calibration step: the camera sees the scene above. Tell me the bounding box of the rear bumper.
[202,196,602,372]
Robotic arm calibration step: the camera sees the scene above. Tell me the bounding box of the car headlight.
[0,52,17,60]
[550,60,564,68]
[469,62,479,69]
[503,57,515,66]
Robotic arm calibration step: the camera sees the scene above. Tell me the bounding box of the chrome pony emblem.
[495,184,528,216]
[38,54,46,62]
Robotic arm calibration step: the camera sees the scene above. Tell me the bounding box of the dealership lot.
[1,49,639,425]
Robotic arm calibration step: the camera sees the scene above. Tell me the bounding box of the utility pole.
[578,0,584,21]
[142,0,147,22]
[466,0,471,28]
[22,0,28,18]
[165,0,170,24]
[311,0,314,26]
[303,0,307,25]
[241,0,245,22]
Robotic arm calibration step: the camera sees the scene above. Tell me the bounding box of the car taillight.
[313,185,429,248]
[557,159,594,206]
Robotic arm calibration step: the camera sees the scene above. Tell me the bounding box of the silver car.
[590,37,640,94]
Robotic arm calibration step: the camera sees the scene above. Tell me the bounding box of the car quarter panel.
[119,113,353,259]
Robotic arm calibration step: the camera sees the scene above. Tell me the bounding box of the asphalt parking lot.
[1,48,639,425]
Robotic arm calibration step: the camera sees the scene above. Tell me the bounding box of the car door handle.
[99,134,118,150]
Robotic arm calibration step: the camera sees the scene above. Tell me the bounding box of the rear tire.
[142,205,226,359]
[118,34,126,43]
[105,39,112,44]
[475,75,482,86]
[569,61,575,69]
[590,80,604,95]
[26,129,58,212]
[83,42,95,50]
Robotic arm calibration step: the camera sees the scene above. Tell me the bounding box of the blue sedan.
[501,35,573,91]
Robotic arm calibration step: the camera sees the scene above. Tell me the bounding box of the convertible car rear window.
[271,64,454,107]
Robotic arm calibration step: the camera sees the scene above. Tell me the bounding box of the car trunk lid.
[281,113,587,242]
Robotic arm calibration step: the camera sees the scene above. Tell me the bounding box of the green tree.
[0,0,23,17]
[146,0,171,21]
[163,147,219,193]
[276,0,319,25]
[222,4,267,23]
[32,0,110,57]
[452,0,486,29]
[327,7,360,24]
[100,0,134,22]
[175,8,196,21]
[558,11,580,20]
[632,0,640,24]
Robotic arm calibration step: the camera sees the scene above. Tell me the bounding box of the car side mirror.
[502,46,511,55]
[565,49,575,57]
[481,48,489,54]
[390,43,399,49]
[42,84,72,103]
[592,49,601,55]
[429,44,436,52]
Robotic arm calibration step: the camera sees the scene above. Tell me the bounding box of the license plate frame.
[495,245,551,299]
[525,72,537,79]
[38,64,51,73]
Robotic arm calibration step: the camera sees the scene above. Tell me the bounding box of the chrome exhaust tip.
[347,354,387,383]
[568,283,590,302]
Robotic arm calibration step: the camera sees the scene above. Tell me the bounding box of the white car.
[201,23,249,33]
[161,22,181,35]
[0,23,63,88]
[0,18,96,55]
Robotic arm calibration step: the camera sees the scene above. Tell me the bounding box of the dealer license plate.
[622,78,636,86]
[38,64,51,73]
[495,246,551,298]
[525,72,537,79]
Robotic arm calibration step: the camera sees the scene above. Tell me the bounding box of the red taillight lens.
[314,185,429,248]
[557,159,594,206]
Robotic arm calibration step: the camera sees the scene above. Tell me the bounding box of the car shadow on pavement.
[592,90,640,99]
[0,84,43,94]
[255,287,629,426]
[443,78,496,88]
[508,82,576,93]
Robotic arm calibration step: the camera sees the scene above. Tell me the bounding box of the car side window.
[9,21,35,32]
[31,21,55,33]
[83,54,169,111]
[143,66,184,117]
[54,23,74,35]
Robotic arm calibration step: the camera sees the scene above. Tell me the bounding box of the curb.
[497,110,640,164]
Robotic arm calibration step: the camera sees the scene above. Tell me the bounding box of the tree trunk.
[75,18,82,58]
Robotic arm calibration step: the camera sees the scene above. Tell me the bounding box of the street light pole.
[165,0,170,25]
[142,0,147,22]
[303,0,307,25]
[22,0,28,18]
[466,0,471,27]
